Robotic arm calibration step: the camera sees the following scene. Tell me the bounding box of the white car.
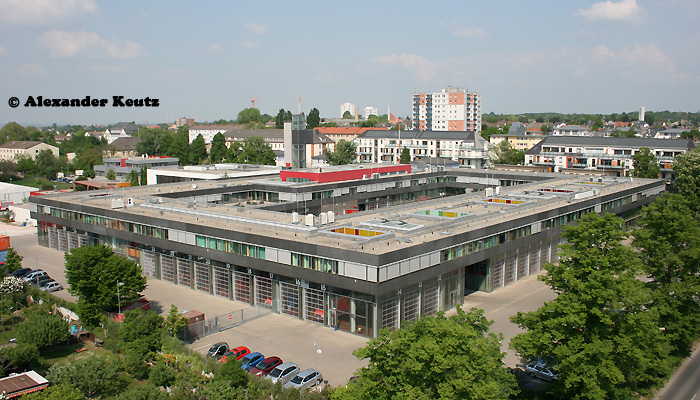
[22,270,46,282]
[265,362,299,385]
[40,281,63,292]
[525,362,559,381]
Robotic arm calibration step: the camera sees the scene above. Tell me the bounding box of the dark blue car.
[241,352,265,371]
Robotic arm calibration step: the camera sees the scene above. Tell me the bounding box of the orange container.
[0,235,9,252]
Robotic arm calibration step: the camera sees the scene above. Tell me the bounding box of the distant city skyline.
[1,0,699,126]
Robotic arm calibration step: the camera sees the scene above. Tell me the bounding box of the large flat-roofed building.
[30,169,664,338]
[0,141,59,161]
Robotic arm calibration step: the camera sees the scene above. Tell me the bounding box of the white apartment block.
[189,124,242,144]
[340,103,356,118]
[364,106,379,118]
[551,124,591,136]
[412,87,481,132]
[355,130,489,168]
[525,136,695,179]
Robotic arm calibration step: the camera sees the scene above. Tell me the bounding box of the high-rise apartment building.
[412,87,481,132]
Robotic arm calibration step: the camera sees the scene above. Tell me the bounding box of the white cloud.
[453,26,489,38]
[89,64,128,73]
[0,0,98,26]
[18,64,46,77]
[236,41,259,50]
[244,22,266,35]
[372,53,438,81]
[0,45,6,55]
[209,43,222,52]
[619,43,675,70]
[578,0,642,22]
[40,30,146,58]
[591,44,615,60]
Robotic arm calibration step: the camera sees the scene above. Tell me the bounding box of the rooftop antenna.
[250,97,260,108]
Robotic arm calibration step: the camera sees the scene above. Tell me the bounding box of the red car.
[249,356,283,376]
[218,346,251,363]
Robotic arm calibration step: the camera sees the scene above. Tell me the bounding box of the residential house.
[0,141,59,161]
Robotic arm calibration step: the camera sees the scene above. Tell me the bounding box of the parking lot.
[5,224,558,386]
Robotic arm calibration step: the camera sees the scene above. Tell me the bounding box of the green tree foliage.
[167,130,190,165]
[106,169,116,180]
[275,108,293,129]
[209,132,228,163]
[681,129,699,139]
[672,147,700,213]
[215,356,248,388]
[149,362,176,388]
[47,353,119,398]
[324,140,357,166]
[510,212,670,399]
[632,147,660,179]
[136,128,170,156]
[232,137,276,165]
[2,247,22,273]
[22,384,86,400]
[197,380,246,400]
[0,160,19,181]
[64,245,147,327]
[140,167,147,185]
[72,147,103,177]
[129,170,139,186]
[118,383,169,400]
[164,304,189,337]
[540,124,551,134]
[307,108,321,129]
[121,309,164,355]
[34,149,65,179]
[188,134,208,165]
[15,313,69,348]
[592,119,604,131]
[237,108,262,125]
[342,110,353,119]
[400,147,411,164]
[322,121,339,127]
[633,193,700,357]
[490,141,524,165]
[0,343,39,374]
[338,307,517,400]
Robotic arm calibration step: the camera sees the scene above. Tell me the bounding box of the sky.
[1,0,699,127]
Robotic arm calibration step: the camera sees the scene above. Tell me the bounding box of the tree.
[106,169,116,180]
[164,304,189,337]
[122,309,164,355]
[2,247,22,273]
[324,140,357,166]
[118,383,169,400]
[672,147,700,213]
[540,124,551,135]
[275,108,293,129]
[307,108,321,129]
[0,122,29,145]
[342,110,353,119]
[633,193,700,357]
[210,132,227,163]
[0,343,39,373]
[149,362,176,388]
[234,137,276,165]
[188,134,208,165]
[64,245,147,327]
[136,128,168,156]
[337,307,517,400]
[129,170,139,186]
[510,212,671,399]
[681,129,699,139]
[140,168,147,185]
[400,147,411,164]
[632,147,660,179]
[592,119,604,131]
[237,108,262,125]
[215,356,248,388]
[47,353,119,398]
[15,313,69,348]
[226,142,243,163]
[166,131,190,165]
[22,384,86,400]
[490,141,524,165]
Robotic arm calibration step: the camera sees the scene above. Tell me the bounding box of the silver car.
[283,368,323,390]
[265,362,299,385]
[40,281,63,292]
[525,362,559,381]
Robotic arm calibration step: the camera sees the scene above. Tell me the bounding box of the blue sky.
[1,0,699,126]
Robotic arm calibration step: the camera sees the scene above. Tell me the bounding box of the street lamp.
[117,280,125,322]
[314,341,322,371]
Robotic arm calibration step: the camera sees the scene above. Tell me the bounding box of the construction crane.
[251,97,260,108]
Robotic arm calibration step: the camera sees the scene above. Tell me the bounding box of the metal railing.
[180,305,273,342]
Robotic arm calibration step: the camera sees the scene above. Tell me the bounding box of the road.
[655,345,700,400]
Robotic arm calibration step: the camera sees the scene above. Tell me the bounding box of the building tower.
[639,106,646,122]
[412,86,481,132]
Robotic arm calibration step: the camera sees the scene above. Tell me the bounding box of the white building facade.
[340,103,356,118]
[412,87,481,132]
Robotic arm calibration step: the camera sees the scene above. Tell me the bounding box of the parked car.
[525,362,559,382]
[283,368,323,390]
[41,281,63,292]
[265,362,300,385]
[218,346,250,363]
[22,270,46,282]
[11,268,32,278]
[33,275,53,287]
[207,342,229,358]
[241,352,265,371]
[249,356,283,377]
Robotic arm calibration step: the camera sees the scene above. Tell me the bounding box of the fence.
[181,305,273,342]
